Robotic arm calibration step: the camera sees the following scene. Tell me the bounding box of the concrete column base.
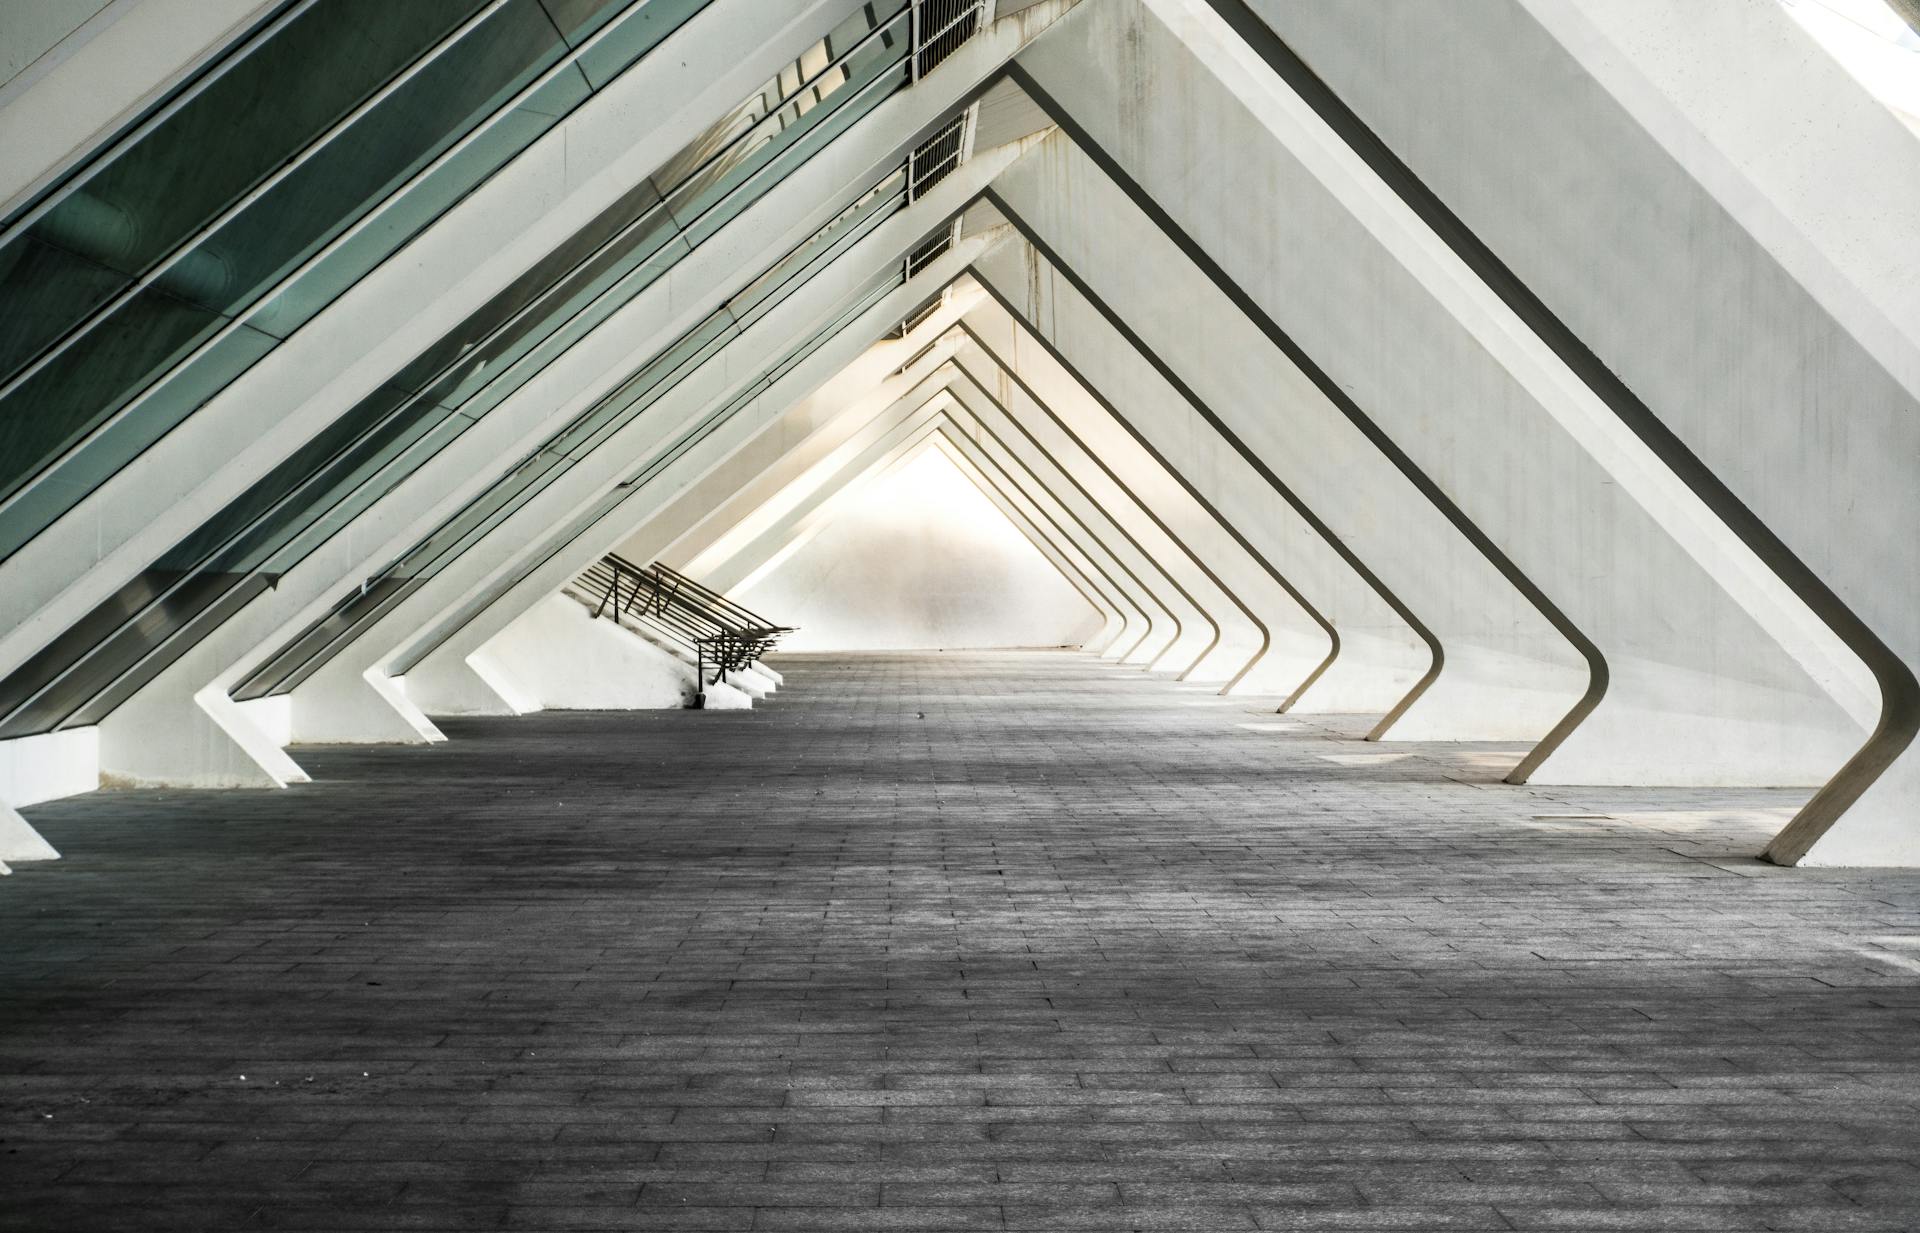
[701,681,753,710]
[0,805,59,864]
[406,655,530,717]
[97,688,308,789]
[292,672,446,746]
[454,596,698,712]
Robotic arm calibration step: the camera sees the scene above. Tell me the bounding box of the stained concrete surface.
[4,651,1920,1231]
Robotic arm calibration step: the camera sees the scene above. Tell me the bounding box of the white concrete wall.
[470,595,695,712]
[1016,0,1867,787]
[736,447,1101,651]
[920,432,1131,656]
[1243,0,1920,864]
[668,356,1157,664]
[0,727,98,807]
[655,372,1134,657]
[1,1,117,86]
[0,726,97,862]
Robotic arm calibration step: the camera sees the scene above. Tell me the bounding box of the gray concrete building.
[4,1,1920,1228]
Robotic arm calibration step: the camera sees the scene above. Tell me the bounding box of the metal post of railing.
[908,0,922,82]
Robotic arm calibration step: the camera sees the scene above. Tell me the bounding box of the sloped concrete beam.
[1234,0,1918,860]
[1014,0,1866,787]
[973,130,1586,740]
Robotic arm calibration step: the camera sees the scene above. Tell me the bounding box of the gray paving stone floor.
[4,650,1920,1232]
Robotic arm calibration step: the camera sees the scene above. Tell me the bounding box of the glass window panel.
[0,1,603,561]
[158,1,569,326]
[0,0,720,570]
[0,320,280,561]
[61,576,276,730]
[234,574,423,701]
[244,69,594,342]
[538,0,628,44]
[210,410,456,577]
[0,1,488,386]
[160,383,418,571]
[390,175,668,396]
[667,17,909,243]
[0,288,231,502]
[0,565,276,739]
[262,414,480,573]
[0,237,129,380]
[0,0,746,736]
[458,235,692,423]
[681,72,907,252]
[424,205,683,415]
[575,0,711,88]
[0,568,181,737]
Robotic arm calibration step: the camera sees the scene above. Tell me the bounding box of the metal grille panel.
[914,0,984,78]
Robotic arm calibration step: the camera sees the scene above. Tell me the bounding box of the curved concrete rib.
[1013,0,1869,790]
[970,147,1587,741]
[662,377,1140,657]
[698,387,1136,656]
[959,310,1337,703]
[709,397,1137,657]
[698,401,1119,653]
[680,385,1148,660]
[965,243,1445,717]
[1000,54,1603,783]
[969,225,1430,726]
[950,323,1342,695]
[952,337,1281,694]
[933,398,1162,664]
[945,368,1198,670]
[1225,0,1919,862]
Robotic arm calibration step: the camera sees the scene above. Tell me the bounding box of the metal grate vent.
[908,113,968,201]
[913,0,985,79]
[905,224,956,280]
[900,297,945,338]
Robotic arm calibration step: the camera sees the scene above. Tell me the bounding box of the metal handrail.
[576,554,790,701]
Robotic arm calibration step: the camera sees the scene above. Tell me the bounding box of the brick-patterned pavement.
[5,650,1920,1231]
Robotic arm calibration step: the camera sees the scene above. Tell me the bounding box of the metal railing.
[911,0,987,79]
[575,555,791,701]
[908,112,968,201]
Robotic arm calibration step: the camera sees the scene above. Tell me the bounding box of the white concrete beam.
[1014,0,1866,787]
[943,370,1190,669]
[971,130,1587,739]
[1239,0,1920,859]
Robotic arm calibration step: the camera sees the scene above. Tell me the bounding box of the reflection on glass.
[0,0,918,739]
[0,0,713,562]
